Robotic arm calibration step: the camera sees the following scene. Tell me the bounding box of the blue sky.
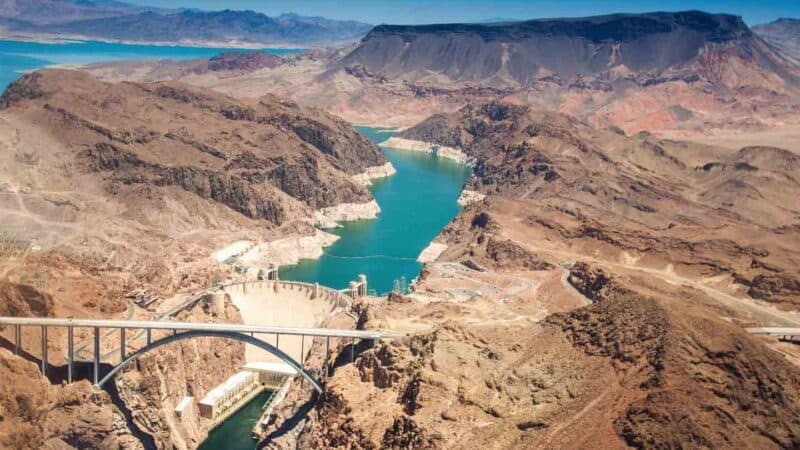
[127,0,799,25]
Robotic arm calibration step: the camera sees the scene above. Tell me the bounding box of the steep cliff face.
[343,11,796,88]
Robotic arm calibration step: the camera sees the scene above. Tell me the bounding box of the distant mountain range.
[754,18,800,65]
[342,10,798,86]
[0,0,373,47]
[0,0,167,24]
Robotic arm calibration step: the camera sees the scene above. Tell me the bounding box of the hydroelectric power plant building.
[198,371,260,419]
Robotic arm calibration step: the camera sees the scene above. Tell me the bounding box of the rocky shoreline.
[417,241,448,263]
[457,189,485,206]
[313,199,381,228]
[352,162,397,186]
[379,137,472,165]
[236,230,340,268]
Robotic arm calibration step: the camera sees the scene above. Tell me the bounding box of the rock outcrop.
[208,52,285,72]
[0,280,53,317]
[549,264,800,448]
[0,349,144,449]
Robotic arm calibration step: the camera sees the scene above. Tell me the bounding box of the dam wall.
[221,280,353,364]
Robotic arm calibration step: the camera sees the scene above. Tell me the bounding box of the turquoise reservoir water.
[0,39,300,90]
[204,127,469,448]
[280,126,472,294]
[198,390,272,450]
[0,40,472,447]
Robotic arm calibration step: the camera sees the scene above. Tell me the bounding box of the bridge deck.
[0,317,400,340]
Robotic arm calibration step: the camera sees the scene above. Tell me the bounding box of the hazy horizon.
[124,0,799,26]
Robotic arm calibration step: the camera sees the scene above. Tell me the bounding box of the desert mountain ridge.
[0,0,373,47]
[0,0,166,24]
[400,101,800,309]
[85,10,800,136]
[754,18,800,65]
[343,11,793,87]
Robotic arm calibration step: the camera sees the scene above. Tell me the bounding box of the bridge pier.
[324,336,330,378]
[14,324,20,355]
[40,325,47,376]
[120,327,126,361]
[93,327,100,386]
[67,325,74,383]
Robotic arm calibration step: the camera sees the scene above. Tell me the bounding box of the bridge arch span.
[96,330,323,393]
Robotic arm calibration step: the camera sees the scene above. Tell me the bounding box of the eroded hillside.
[0,69,390,449]
[264,102,800,448]
[406,102,800,309]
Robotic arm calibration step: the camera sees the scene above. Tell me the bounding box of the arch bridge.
[0,317,399,393]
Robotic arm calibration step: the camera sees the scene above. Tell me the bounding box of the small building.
[174,396,194,419]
